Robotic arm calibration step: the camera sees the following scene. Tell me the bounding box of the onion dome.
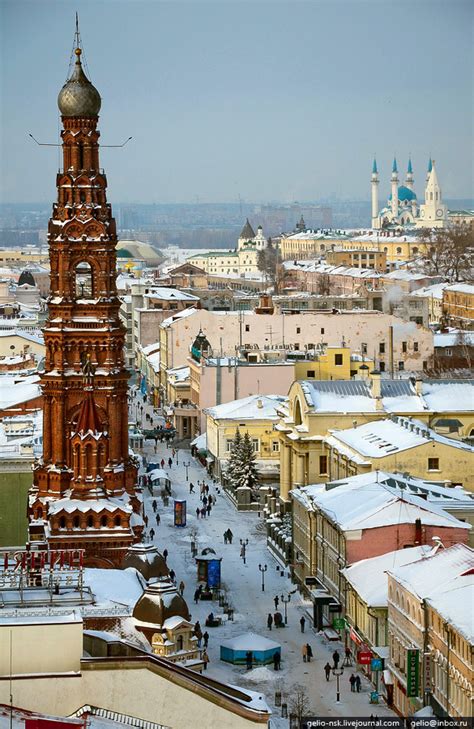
[58,48,101,117]
[132,578,191,629]
[122,543,169,581]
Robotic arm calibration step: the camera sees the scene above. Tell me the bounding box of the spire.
[75,390,104,434]
[372,157,378,175]
[239,218,255,240]
[392,157,398,174]
[407,157,413,174]
[428,157,433,173]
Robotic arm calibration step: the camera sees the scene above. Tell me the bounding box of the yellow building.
[204,394,285,483]
[0,330,45,360]
[293,346,374,381]
[187,248,260,276]
[325,416,474,490]
[387,544,473,718]
[276,374,474,506]
[325,248,387,271]
[442,283,474,329]
[165,365,198,440]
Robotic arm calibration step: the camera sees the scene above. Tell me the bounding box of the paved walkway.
[129,389,395,719]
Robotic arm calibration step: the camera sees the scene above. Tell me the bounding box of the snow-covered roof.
[148,468,170,481]
[167,366,190,383]
[444,283,474,295]
[141,342,160,355]
[144,288,199,302]
[48,496,132,515]
[388,544,474,640]
[342,546,432,607]
[410,283,448,300]
[220,632,281,651]
[0,374,41,409]
[300,379,424,414]
[160,307,198,328]
[205,394,287,421]
[327,416,474,458]
[191,433,207,449]
[294,477,471,532]
[434,331,474,348]
[0,329,44,344]
[84,567,145,609]
[421,380,473,411]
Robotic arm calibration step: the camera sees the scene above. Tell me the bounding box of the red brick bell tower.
[28,37,142,567]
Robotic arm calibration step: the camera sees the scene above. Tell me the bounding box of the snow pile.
[244,666,277,683]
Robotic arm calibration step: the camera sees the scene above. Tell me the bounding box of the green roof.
[187,250,239,259]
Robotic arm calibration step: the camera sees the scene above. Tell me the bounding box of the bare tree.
[418,224,474,282]
[288,683,312,724]
[317,273,331,296]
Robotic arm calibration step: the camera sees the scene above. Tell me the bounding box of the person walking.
[227,530,233,544]
[333,649,340,669]
[274,595,279,611]
[206,503,212,516]
[344,646,353,666]
[245,651,253,671]
[194,588,200,604]
[267,613,273,631]
[179,580,185,596]
[152,499,157,512]
[324,662,332,681]
[301,644,308,663]
[149,527,155,541]
[300,616,306,633]
[355,675,361,693]
[201,649,209,670]
[168,457,173,469]
[203,631,209,649]
[223,531,228,544]
[156,513,160,526]
[163,549,168,561]
[169,569,175,582]
[306,643,313,662]
[202,496,208,507]
[201,507,206,519]
[349,674,356,692]
[160,458,165,469]
[273,652,281,671]
[189,482,195,493]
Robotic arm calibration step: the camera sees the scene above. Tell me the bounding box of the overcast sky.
[1,0,472,204]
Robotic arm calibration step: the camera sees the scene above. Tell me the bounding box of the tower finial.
[407,156,413,174]
[392,157,398,174]
[74,12,80,50]
[428,157,433,173]
[372,157,378,175]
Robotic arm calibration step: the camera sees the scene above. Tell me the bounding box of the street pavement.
[129,389,396,720]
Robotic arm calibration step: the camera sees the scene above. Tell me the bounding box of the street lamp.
[333,667,344,703]
[183,461,191,481]
[280,593,291,624]
[240,538,249,565]
[258,563,267,592]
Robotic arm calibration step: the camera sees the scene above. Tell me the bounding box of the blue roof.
[389,185,417,202]
[407,158,413,174]
[392,157,398,173]
[372,158,378,174]
[428,158,433,173]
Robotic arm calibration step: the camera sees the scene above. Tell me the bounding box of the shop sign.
[423,651,432,692]
[406,648,420,697]
[332,617,346,630]
[370,657,383,672]
[350,626,363,645]
[357,650,372,665]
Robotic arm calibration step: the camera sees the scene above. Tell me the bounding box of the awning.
[373,646,389,659]
[206,455,215,463]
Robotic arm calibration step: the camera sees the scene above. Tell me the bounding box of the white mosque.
[371,157,448,230]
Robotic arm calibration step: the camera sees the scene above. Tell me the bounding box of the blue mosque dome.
[389,185,417,202]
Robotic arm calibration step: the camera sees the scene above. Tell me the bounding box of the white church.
[371,157,448,230]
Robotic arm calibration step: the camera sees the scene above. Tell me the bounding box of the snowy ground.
[129,389,396,720]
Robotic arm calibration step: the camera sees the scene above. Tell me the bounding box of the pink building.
[290,471,470,629]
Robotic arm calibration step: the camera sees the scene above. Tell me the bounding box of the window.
[272,441,280,452]
[252,439,259,453]
[361,343,368,355]
[402,341,407,353]
[379,361,385,372]
[296,327,301,334]
[245,324,250,332]
[414,341,419,352]
[307,369,315,378]
[379,342,385,354]
[334,353,343,366]
[294,343,300,350]
[397,247,402,254]
[398,361,405,371]
[319,455,328,474]
[75,261,93,298]
[226,439,233,452]
[321,328,325,335]
[428,458,439,471]
[445,348,452,357]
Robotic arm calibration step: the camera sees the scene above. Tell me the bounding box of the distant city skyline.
[1,0,472,204]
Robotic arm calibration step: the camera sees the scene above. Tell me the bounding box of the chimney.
[257,398,263,409]
[370,369,381,399]
[415,376,423,396]
[414,518,423,545]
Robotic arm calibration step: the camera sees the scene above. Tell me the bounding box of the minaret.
[391,157,399,219]
[405,157,414,190]
[426,157,432,183]
[371,158,380,229]
[28,28,142,566]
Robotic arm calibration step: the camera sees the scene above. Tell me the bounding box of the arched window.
[101,515,107,527]
[59,516,66,529]
[85,444,93,477]
[176,635,184,651]
[412,247,418,255]
[294,398,303,426]
[87,515,93,528]
[73,515,80,528]
[114,515,121,527]
[396,247,402,254]
[75,261,93,298]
